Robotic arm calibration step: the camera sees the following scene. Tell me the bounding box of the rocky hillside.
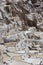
[0,0,43,65]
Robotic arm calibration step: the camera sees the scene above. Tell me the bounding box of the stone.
[7,47,16,52]
[0,37,4,43]
[38,53,43,58]
[34,32,43,39]
[37,22,43,31]
[0,12,3,19]
[0,45,7,52]
[13,56,22,61]
[15,50,25,54]
[0,50,3,62]
[22,58,43,65]
[3,34,19,42]
[8,61,31,65]
[2,54,10,62]
[5,42,16,47]
[7,52,24,57]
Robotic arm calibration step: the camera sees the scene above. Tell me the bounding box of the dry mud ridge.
[0,0,43,65]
